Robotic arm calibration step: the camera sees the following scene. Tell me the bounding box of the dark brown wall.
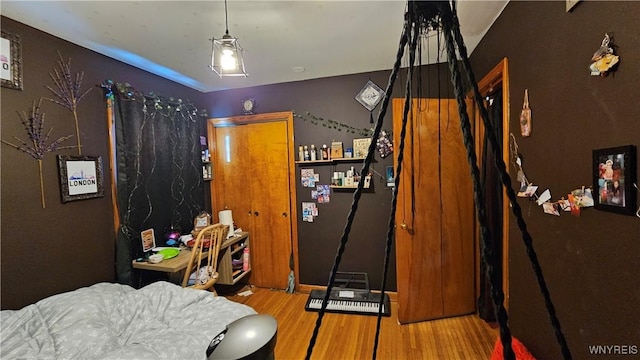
[203,73,402,291]
[201,62,455,292]
[1,17,206,310]
[470,2,640,359]
[7,6,636,356]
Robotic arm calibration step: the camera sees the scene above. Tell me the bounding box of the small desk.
[132,247,201,273]
[132,232,250,285]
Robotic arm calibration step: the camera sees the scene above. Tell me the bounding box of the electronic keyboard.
[304,289,390,316]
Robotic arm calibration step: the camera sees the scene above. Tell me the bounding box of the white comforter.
[0,281,256,360]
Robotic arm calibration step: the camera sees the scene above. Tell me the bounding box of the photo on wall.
[386,166,395,187]
[592,145,637,215]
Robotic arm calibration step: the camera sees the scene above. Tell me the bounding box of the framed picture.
[566,0,581,12]
[193,211,212,232]
[141,228,156,253]
[592,145,637,215]
[1,29,23,90]
[57,155,105,203]
[331,142,344,159]
[355,80,385,112]
[353,138,372,158]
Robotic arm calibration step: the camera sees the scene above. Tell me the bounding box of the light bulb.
[220,50,238,70]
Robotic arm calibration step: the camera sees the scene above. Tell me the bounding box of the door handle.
[282,212,288,218]
[399,223,414,235]
[254,211,259,216]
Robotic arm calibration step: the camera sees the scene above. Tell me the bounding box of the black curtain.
[105,82,205,286]
[477,89,503,322]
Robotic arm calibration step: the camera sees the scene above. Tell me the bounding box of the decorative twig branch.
[45,52,92,155]
[1,99,74,208]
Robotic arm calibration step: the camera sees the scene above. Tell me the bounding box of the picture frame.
[57,155,105,203]
[141,228,156,253]
[355,80,385,112]
[566,0,581,12]
[592,145,637,215]
[193,211,212,233]
[1,29,23,90]
[331,142,344,159]
[352,138,372,159]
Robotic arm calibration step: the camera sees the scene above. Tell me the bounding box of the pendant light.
[210,0,248,77]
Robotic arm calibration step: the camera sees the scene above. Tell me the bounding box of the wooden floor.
[224,287,499,360]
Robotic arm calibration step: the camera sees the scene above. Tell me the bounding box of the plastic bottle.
[321,144,329,160]
[310,144,317,161]
[303,145,310,161]
[242,247,250,271]
[298,145,304,162]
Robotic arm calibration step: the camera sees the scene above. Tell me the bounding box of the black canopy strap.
[303,7,411,360]
[305,2,571,360]
[372,10,420,360]
[438,6,514,359]
[445,2,572,359]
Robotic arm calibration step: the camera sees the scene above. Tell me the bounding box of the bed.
[0,281,256,359]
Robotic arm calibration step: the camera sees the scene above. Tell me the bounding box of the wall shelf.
[295,159,332,165]
[295,157,366,165]
[332,157,366,162]
[202,152,212,180]
[329,185,369,190]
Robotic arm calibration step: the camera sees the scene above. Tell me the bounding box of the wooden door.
[393,98,475,324]
[247,121,292,289]
[210,113,295,290]
[214,125,252,227]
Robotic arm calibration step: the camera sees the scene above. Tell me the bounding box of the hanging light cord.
[224,0,230,35]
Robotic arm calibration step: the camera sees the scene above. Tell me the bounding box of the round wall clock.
[242,98,256,114]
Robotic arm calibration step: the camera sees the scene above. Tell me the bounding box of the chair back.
[181,223,228,291]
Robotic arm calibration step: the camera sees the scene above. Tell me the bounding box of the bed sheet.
[0,281,256,359]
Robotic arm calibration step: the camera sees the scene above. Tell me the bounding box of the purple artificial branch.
[1,101,74,160]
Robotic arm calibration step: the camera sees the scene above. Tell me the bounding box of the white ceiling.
[2,1,508,93]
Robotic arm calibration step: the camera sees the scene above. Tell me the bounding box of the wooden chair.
[181,223,228,295]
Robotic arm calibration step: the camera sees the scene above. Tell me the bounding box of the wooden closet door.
[247,121,292,289]
[214,125,252,228]
[393,98,475,324]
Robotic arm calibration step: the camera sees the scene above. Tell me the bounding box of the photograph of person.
[141,229,155,252]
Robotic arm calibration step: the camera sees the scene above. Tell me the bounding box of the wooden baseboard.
[296,283,397,302]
